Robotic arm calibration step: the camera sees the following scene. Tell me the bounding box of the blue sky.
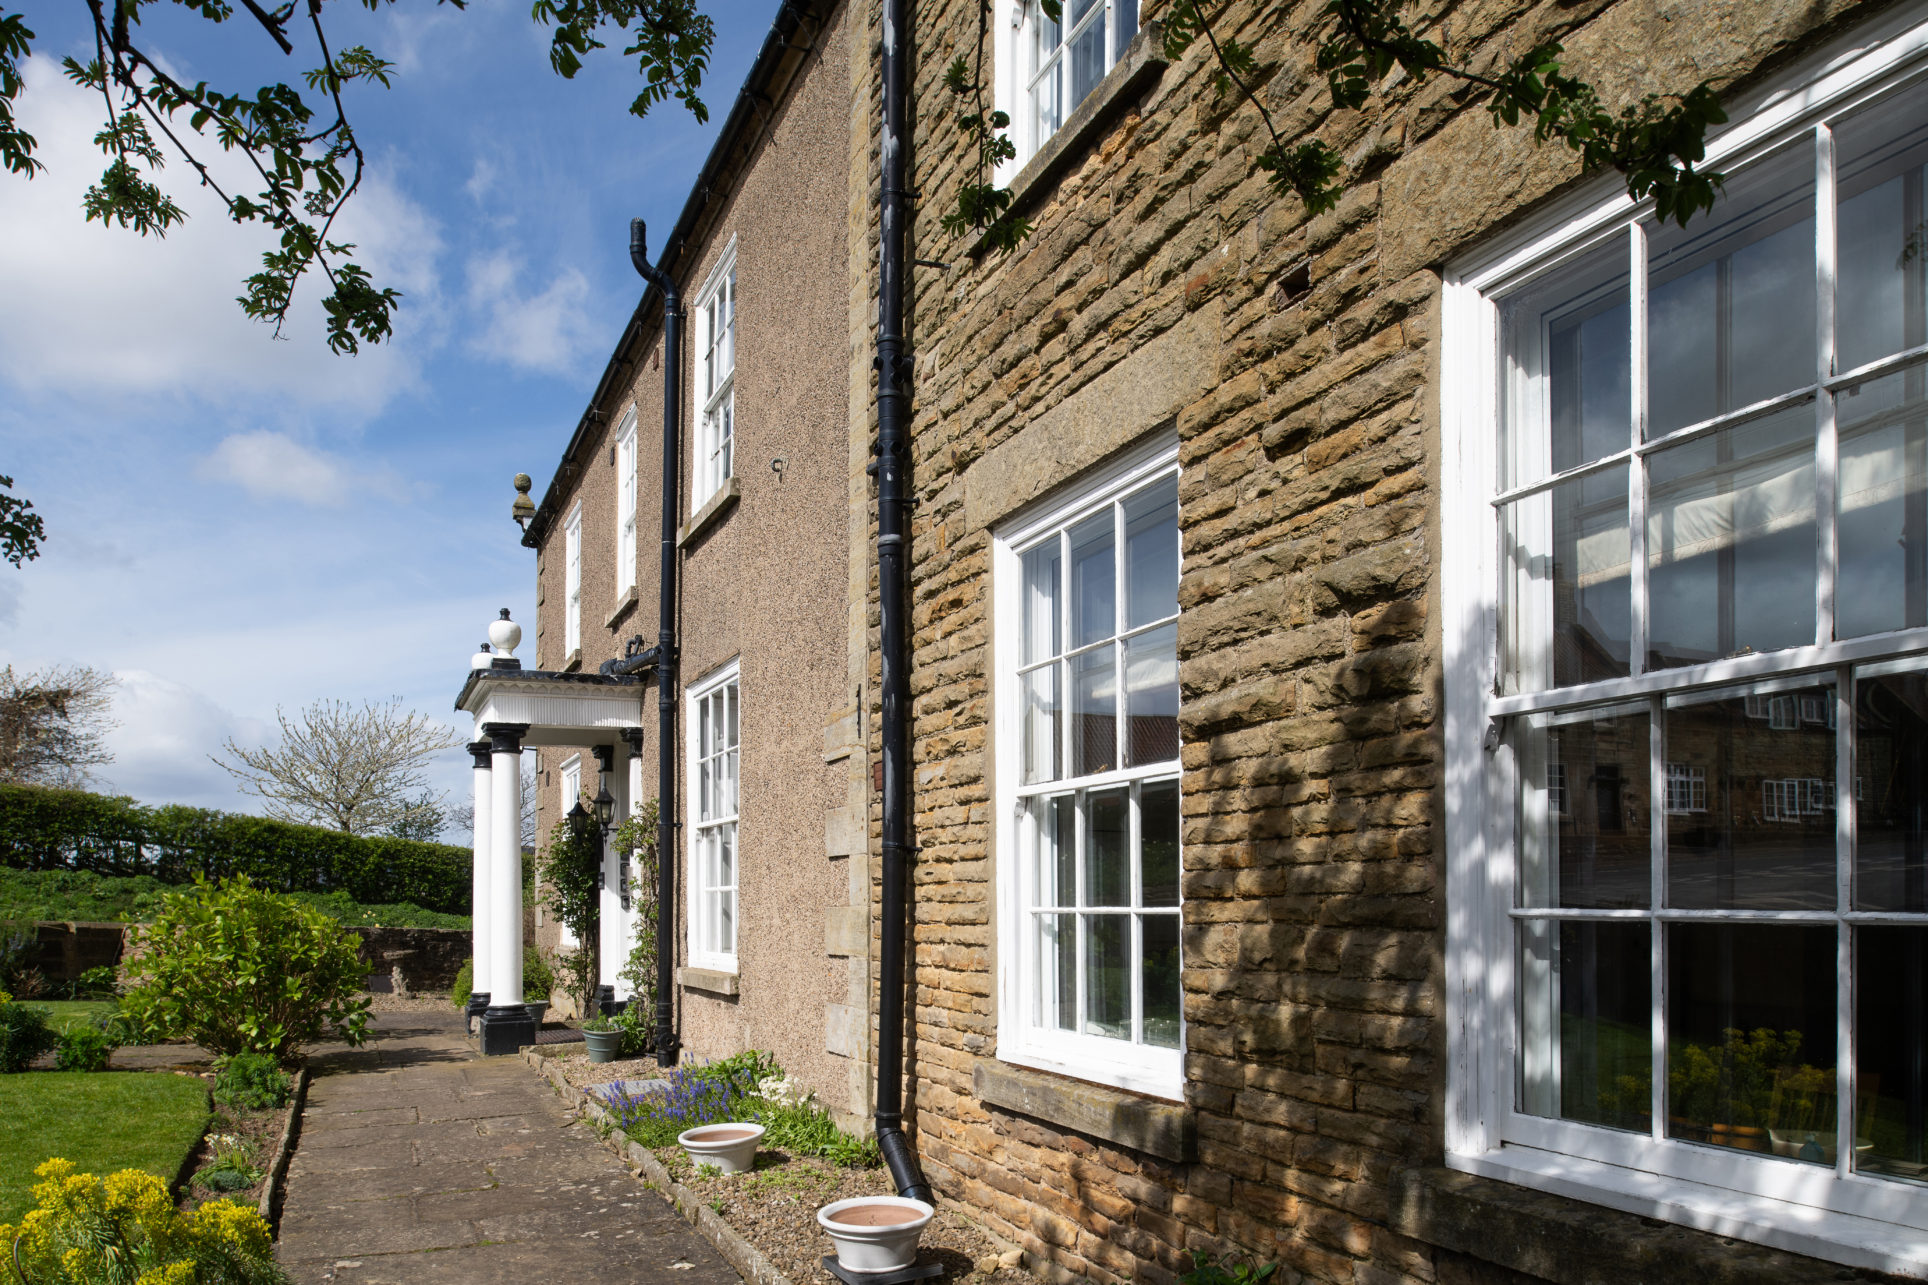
[0,0,780,823]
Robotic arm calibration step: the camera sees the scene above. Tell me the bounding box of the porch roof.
[455,668,647,748]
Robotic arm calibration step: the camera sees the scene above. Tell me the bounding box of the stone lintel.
[973,1059,1194,1163]
[1390,1167,1863,1285]
[676,965,740,996]
[677,477,741,548]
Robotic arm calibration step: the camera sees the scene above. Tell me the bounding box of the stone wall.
[881,0,1895,1282]
[23,920,126,987]
[352,926,469,992]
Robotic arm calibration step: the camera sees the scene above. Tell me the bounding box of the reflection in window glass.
[1647,146,1815,437]
[1836,371,1928,640]
[1501,237,1630,488]
[1502,465,1631,691]
[1834,80,1928,373]
[1666,684,1836,910]
[1646,407,1815,668]
[1856,667,1928,911]
[1517,705,1650,909]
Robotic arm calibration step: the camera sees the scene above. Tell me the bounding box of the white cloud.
[465,156,499,203]
[0,56,443,413]
[464,250,598,374]
[103,670,267,810]
[197,431,366,506]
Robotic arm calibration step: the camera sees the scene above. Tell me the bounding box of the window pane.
[1140,778,1179,907]
[1856,665,1928,912]
[1083,914,1128,1039]
[1502,237,1631,487]
[1666,683,1836,910]
[698,759,713,821]
[1517,920,1651,1130]
[1070,511,1115,648]
[1124,622,1178,766]
[1518,705,1651,909]
[1666,924,1835,1158]
[726,682,739,749]
[1501,465,1631,691]
[1022,539,1062,664]
[1084,786,1129,906]
[1648,144,1815,437]
[1034,56,1062,141]
[1071,645,1118,775]
[1036,794,1075,908]
[1115,0,1137,47]
[1069,12,1105,104]
[1834,80,1928,373]
[1021,664,1062,785]
[1856,927,1928,1183]
[1836,369,1928,638]
[1142,914,1180,1049]
[1124,474,1178,628]
[1646,405,1815,668]
[1038,912,1076,1030]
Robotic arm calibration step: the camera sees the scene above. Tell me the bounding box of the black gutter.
[873,0,931,1205]
[631,218,684,1069]
[523,0,815,551]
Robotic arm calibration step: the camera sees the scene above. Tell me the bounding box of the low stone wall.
[13,920,466,994]
[26,921,127,985]
[352,926,467,992]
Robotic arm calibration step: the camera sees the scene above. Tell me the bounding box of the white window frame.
[1662,762,1706,814]
[616,409,638,594]
[993,434,1182,1100]
[685,659,740,973]
[564,501,582,659]
[993,0,1138,182]
[1442,11,1928,1274]
[693,240,736,512]
[557,755,582,948]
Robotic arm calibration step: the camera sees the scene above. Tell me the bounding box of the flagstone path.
[275,1010,741,1285]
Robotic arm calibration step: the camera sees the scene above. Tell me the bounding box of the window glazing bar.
[1835,666,1855,1178]
[1650,693,1667,1142]
[1630,222,1650,678]
[1817,124,1840,646]
[1825,340,1928,392]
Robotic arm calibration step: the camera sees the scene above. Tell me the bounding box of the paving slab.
[276,1010,741,1285]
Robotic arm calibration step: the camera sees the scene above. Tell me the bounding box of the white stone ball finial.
[470,643,493,671]
[488,608,522,658]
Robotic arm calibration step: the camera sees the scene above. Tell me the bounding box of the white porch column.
[467,739,494,1024]
[479,721,533,1054]
[612,728,646,998]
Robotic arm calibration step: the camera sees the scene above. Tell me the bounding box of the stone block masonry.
[873,0,1903,1282]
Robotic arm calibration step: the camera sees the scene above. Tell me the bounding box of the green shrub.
[0,1158,287,1284]
[0,997,57,1071]
[120,876,370,1060]
[0,783,471,914]
[53,1024,117,1072]
[1179,1252,1278,1285]
[451,949,554,1011]
[212,1052,293,1109]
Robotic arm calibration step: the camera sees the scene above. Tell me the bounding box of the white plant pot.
[816,1195,934,1274]
[677,1122,764,1174]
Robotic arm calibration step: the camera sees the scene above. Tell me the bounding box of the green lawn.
[0,1073,209,1223]
[27,1001,117,1035]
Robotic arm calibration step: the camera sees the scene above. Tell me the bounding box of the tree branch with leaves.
[0,0,717,353]
[944,0,1729,253]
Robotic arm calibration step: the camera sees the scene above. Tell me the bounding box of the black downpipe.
[631,217,683,1068]
[874,0,931,1205]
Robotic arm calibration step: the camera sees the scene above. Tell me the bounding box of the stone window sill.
[604,586,638,629]
[1390,1164,1905,1283]
[562,649,581,673]
[678,478,739,548]
[977,23,1169,253]
[972,1058,1193,1163]
[676,965,739,996]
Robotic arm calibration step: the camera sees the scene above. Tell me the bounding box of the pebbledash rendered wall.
[877,1,1908,1284]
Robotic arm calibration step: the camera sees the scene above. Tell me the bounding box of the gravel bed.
[361,991,457,1013]
[544,1049,1034,1284]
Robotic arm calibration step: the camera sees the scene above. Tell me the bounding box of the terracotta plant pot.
[678,1122,764,1174]
[583,1028,624,1063]
[816,1195,934,1273]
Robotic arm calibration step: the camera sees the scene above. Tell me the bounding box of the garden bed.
[534,1048,1033,1285]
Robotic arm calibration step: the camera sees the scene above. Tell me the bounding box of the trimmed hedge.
[0,785,471,915]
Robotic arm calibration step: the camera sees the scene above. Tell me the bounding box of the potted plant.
[677,1121,764,1174]
[816,1195,935,1273]
[582,1014,624,1063]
